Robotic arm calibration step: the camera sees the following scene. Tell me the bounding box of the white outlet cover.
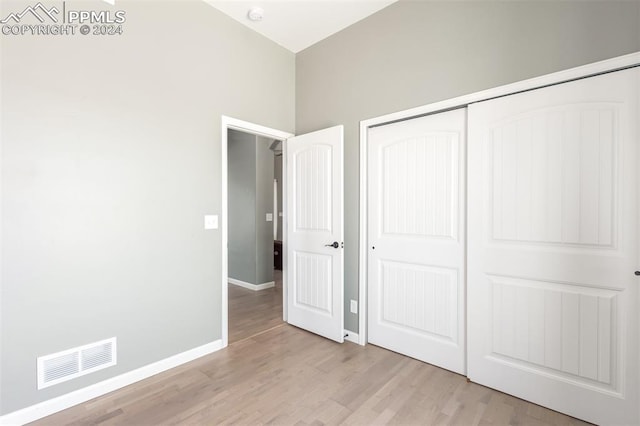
[266,213,273,222]
[350,300,358,314]
[204,215,218,230]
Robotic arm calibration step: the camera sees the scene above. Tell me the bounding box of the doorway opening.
[221,117,293,347]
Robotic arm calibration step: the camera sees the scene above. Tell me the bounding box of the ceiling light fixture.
[247,7,264,22]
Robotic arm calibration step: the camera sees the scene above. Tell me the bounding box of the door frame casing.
[358,52,640,347]
[221,116,294,348]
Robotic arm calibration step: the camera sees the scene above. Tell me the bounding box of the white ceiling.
[203,0,397,53]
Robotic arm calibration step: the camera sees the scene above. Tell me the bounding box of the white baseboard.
[0,339,223,426]
[344,330,362,345]
[229,278,275,291]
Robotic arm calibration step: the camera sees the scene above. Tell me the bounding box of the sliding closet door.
[468,68,639,425]
[368,108,466,374]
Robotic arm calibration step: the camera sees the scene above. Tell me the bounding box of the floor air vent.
[37,337,117,389]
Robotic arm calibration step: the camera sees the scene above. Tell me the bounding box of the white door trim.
[221,116,294,348]
[358,51,640,347]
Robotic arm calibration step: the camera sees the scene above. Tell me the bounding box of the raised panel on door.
[368,108,466,374]
[468,68,638,425]
[287,125,344,343]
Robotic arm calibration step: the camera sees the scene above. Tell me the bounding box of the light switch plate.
[204,215,218,230]
[279,212,283,217]
[350,300,358,314]
[266,213,273,222]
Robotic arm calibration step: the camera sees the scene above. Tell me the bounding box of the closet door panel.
[468,68,639,425]
[368,108,467,374]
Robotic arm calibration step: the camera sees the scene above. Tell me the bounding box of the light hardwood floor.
[32,271,589,426]
[228,270,284,344]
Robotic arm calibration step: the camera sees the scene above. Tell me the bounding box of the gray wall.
[228,130,258,284]
[295,0,640,333]
[227,132,275,285]
[255,136,275,284]
[0,0,294,414]
[274,155,283,241]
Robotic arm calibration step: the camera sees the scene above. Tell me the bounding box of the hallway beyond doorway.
[228,270,283,344]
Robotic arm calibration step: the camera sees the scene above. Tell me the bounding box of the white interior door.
[286,125,344,343]
[368,109,467,374]
[468,68,639,425]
